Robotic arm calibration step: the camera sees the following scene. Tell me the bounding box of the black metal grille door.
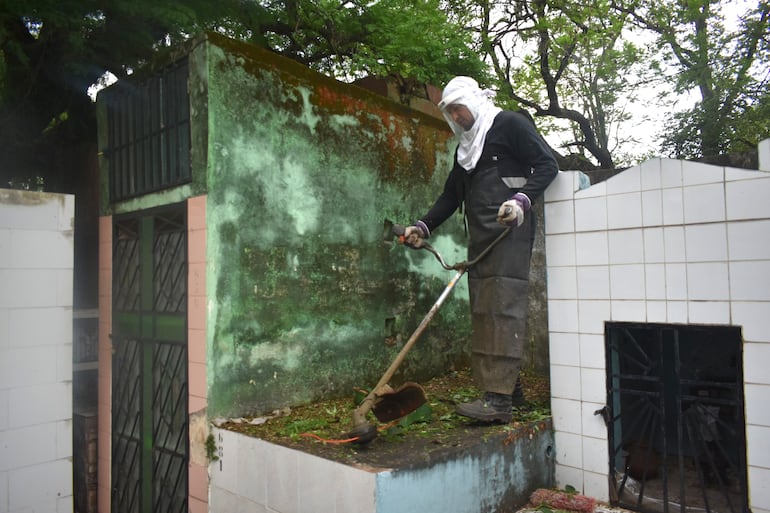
[605,322,749,513]
[112,206,188,513]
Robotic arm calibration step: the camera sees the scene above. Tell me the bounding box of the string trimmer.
[346,222,512,444]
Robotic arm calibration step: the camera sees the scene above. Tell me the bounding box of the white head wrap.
[438,76,502,171]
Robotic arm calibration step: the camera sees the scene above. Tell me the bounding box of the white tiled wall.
[0,190,74,513]
[210,428,376,513]
[544,139,770,510]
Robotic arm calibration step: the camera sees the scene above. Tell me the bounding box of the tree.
[0,0,485,190]
[456,0,649,169]
[615,0,770,159]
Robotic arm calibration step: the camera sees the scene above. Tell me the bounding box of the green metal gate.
[112,205,188,513]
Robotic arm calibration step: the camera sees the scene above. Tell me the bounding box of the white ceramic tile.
[683,183,726,224]
[661,188,684,225]
[667,301,687,323]
[335,460,375,513]
[607,192,642,230]
[579,334,606,369]
[660,158,683,188]
[583,470,610,502]
[608,229,645,264]
[663,227,686,262]
[687,262,730,300]
[0,269,58,309]
[576,232,609,266]
[640,159,662,191]
[0,390,8,431]
[684,223,728,262]
[607,165,641,194]
[8,460,71,512]
[546,171,581,202]
[730,261,770,301]
[8,383,70,428]
[554,431,583,468]
[577,267,610,300]
[551,397,582,434]
[0,346,56,390]
[550,364,581,400]
[581,368,607,403]
[611,300,646,322]
[748,462,770,511]
[733,302,770,343]
[726,166,767,181]
[744,342,770,385]
[745,383,770,426]
[237,438,268,506]
[645,264,666,300]
[581,402,608,440]
[546,233,576,267]
[576,180,607,199]
[265,442,299,513]
[548,300,580,333]
[665,263,688,300]
[726,177,770,220]
[9,231,73,270]
[548,267,578,300]
[582,435,609,474]
[554,463,584,493]
[1,423,57,471]
[688,301,730,324]
[759,139,770,171]
[610,264,645,300]
[728,220,770,261]
[747,424,770,469]
[646,301,667,322]
[8,307,71,348]
[545,200,575,235]
[549,332,581,367]
[297,455,336,513]
[643,227,665,263]
[641,189,663,226]
[682,160,724,186]
[0,474,7,513]
[575,196,608,232]
[578,299,611,335]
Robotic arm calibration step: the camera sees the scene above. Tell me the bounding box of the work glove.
[497,193,531,227]
[403,220,430,249]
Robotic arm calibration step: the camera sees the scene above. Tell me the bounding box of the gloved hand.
[403,221,429,249]
[497,193,531,227]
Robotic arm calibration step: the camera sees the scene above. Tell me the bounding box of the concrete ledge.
[210,419,554,513]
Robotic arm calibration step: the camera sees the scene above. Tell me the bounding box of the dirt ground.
[219,368,552,469]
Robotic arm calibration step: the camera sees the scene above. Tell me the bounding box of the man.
[403,76,558,423]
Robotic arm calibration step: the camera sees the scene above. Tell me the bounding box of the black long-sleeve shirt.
[419,110,558,233]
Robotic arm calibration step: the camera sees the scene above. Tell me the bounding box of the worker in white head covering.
[402,76,559,423]
[438,76,502,171]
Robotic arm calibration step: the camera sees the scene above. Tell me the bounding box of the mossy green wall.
[196,34,472,417]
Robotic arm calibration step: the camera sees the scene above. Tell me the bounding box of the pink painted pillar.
[187,195,209,512]
[97,215,113,513]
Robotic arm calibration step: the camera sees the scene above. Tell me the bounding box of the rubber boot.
[456,392,513,423]
[512,375,527,407]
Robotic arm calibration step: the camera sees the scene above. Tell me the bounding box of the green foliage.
[624,0,770,158]
[205,434,219,461]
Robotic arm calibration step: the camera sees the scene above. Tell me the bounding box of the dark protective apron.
[464,161,534,395]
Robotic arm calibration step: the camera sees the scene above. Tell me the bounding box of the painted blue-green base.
[375,424,555,513]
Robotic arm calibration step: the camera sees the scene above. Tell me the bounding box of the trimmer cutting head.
[347,421,378,445]
[372,382,427,422]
